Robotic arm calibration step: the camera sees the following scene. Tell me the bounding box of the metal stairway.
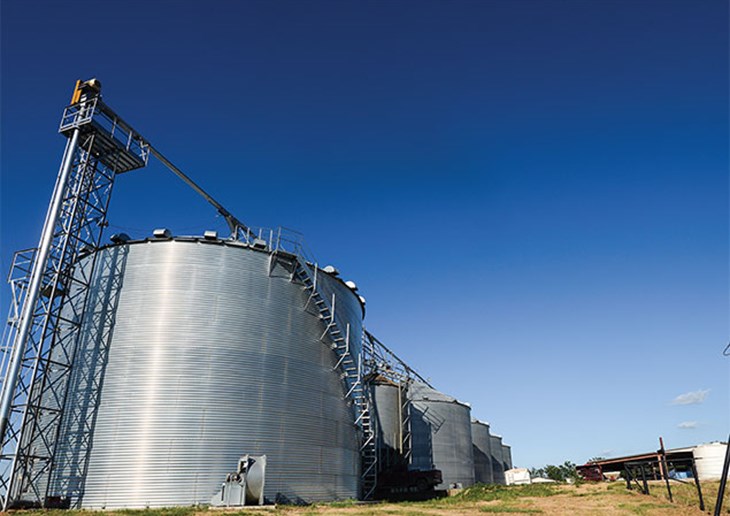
[362,330,439,478]
[292,256,377,500]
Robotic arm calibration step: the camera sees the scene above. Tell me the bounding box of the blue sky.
[1,0,728,469]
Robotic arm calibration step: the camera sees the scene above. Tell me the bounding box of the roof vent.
[345,280,358,291]
[323,265,339,275]
[110,232,130,244]
[252,238,268,249]
[153,228,172,239]
[358,295,366,306]
[203,230,218,240]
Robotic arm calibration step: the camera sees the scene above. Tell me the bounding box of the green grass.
[607,479,730,514]
[606,481,632,492]
[117,509,202,516]
[446,483,558,503]
[570,483,633,498]
[617,502,673,515]
[13,510,204,516]
[318,499,359,508]
[479,506,544,513]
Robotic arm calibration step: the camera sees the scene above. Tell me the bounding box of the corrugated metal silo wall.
[489,435,505,485]
[50,239,362,508]
[372,382,402,470]
[408,384,474,489]
[502,445,513,471]
[315,268,363,358]
[471,421,493,484]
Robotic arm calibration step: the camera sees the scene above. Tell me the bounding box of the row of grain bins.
[373,378,513,491]
[29,231,513,509]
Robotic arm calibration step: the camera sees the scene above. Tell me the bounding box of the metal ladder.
[292,257,377,499]
[0,250,36,401]
[398,379,413,465]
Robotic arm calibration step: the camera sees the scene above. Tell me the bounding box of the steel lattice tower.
[0,81,149,509]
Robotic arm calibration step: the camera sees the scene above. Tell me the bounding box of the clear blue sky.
[1,0,728,469]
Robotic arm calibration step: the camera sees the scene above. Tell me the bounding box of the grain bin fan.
[211,455,267,507]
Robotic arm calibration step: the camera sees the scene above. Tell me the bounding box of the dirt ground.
[208,482,724,515]
[10,482,727,515]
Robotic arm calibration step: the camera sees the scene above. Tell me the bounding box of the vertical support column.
[0,129,80,441]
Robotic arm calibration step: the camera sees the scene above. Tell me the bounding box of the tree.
[529,466,546,478]
[545,464,563,481]
[529,461,578,482]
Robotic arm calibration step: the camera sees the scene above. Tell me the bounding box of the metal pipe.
[364,331,432,387]
[148,147,249,238]
[0,128,80,440]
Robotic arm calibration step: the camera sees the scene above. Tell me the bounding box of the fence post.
[689,458,705,511]
[659,437,673,503]
[714,435,730,516]
[640,464,649,495]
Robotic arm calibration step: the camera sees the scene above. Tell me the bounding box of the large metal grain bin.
[490,434,505,485]
[471,420,493,484]
[49,237,363,508]
[408,382,474,489]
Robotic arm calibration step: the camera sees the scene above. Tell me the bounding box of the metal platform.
[59,97,149,173]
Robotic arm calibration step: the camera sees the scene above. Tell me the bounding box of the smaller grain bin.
[408,382,474,489]
[502,444,513,471]
[694,442,729,481]
[490,434,505,485]
[471,420,494,484]
[372,377,409,470]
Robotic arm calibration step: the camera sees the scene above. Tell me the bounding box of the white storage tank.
[505,468,531,485]
[693,442,729,481]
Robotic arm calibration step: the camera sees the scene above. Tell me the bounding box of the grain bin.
[490,434,505,485]
[408,382,474,489]
[48,237,363,508]
[471,420,493,484]
[502,444,513,471]
[372,378,408,470]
